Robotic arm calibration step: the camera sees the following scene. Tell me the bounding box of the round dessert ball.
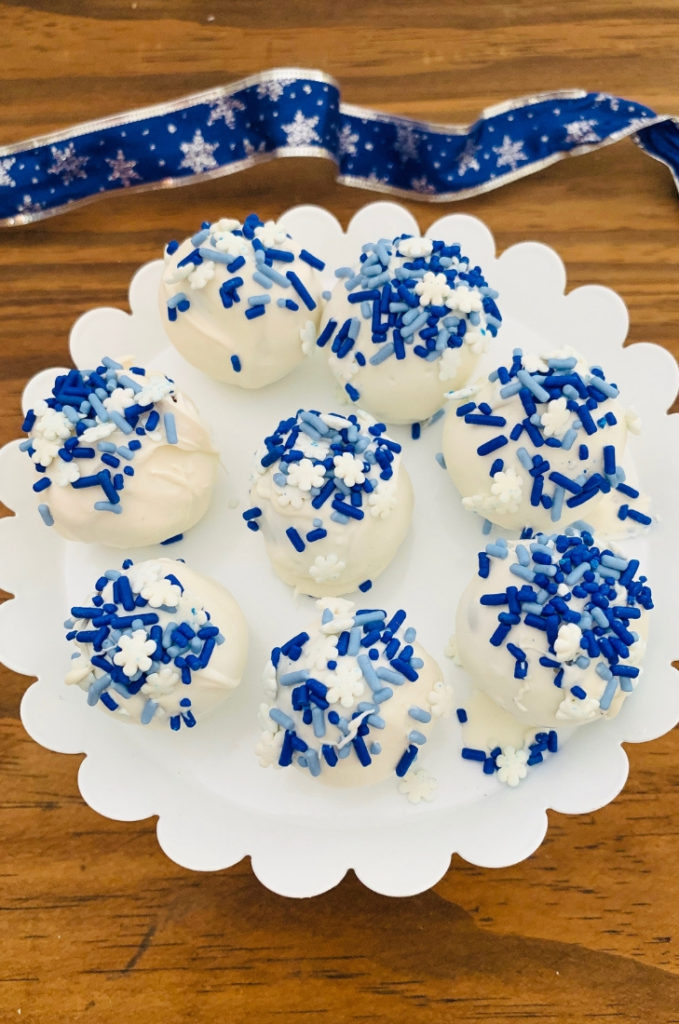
[455,530,652,728]
[256,598,452,786]
[21,356,218,547]
[65,557,248,730]
[442,347,645,533]
[159,213,325,388]
[244,408,413,597]
[317,233,501,425]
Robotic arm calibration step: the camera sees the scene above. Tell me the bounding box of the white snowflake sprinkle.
[540,396,572,439]
[189,260,216,289]
[52,459,81,486]
[415,271,450,307]
[253,219,288,248]
[34,408,72,442]
[80,421,117,443]
[445,283,483,315]
[397,236,433,258]
[554,622,583,663]
[491,468,523,512]
[495,747,529,786]
[213,230,249,257]
[309,553,346,583]
[136,377,174,407]
[427,679,455,718]
[332,452,365,486]
[556,693,601,722]
[625,407,642,435]
[325,662,365,708]
[317,597,355,634]
[306,634,339,670]
[300,319,316,355]
[262,660,278,700]
[274,486,305,510]
[31,436,59,467]
[141,577,182,609]
[103,387,135,415]
[126,562,162,594]
[141,665,180,698]
[367,481,398,519]
[113,630,156,677]
[287,458,326,492]
[398,767,437,804]
[256,728,284,767]
[179,130,219,173]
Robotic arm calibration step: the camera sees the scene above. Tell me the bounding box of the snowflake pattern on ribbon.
[0,68,677,225]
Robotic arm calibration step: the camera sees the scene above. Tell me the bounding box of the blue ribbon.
[1,67,678,226]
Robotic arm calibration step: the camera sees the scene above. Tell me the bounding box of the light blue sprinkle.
[93,501,122,514]
[109,411,133,435]
[269,708,295,730]
[164,413,177,444]
[357,654,381,692]
[369,343,395,365]
[408,730,427,745]
[141,699,159,724]
[408,706,431,723]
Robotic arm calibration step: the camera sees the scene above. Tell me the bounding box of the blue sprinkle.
[456,708,468,723]
[231,354,242,372]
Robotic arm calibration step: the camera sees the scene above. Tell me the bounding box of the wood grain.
[0,2,678,1021]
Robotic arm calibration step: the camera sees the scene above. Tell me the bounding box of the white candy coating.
[257,598,449,787]
[319,234,500,424]
[455,535,651,729]
[247,409,413,596]
[159,215,323,388]
[443,347,634,532]
[66,558,248,729]
[26,358,217,548]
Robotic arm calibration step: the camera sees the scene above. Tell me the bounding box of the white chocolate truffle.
[244,409,413,597]
[455,531,653,729]
[257,599,451,786]
[65,558,248,730]
[159,213,325,388]
[317,234,500,424]
[22,357,218,547]
[443,347,648,533]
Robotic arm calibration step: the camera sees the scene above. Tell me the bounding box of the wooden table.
[1,2,678,1021]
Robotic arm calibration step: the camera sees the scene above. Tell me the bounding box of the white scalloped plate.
[2,203,678,898]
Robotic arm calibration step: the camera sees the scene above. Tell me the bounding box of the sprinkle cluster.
[244,410,403,571]
[317,233,500,402]
[461,730,559,782]
[163,213,325,374]
[478,528,652,709]
[258,602,451,778]
[65,560,225,730]
[21,357,178,526]
[459,348,649,524]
